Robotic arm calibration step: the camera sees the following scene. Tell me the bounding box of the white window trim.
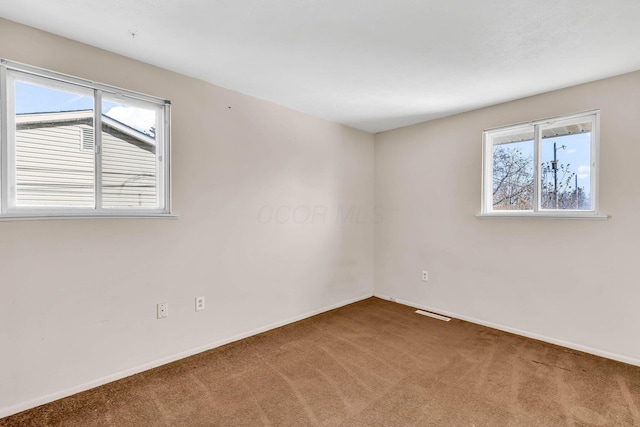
[0,59,175,220]
[479,109,608,219]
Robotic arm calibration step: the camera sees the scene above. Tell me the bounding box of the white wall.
[0,18,375,416]
[375,70,640,366]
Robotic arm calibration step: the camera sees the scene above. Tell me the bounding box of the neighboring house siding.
[15,123,94,206]
[15,121,157,208]
[102,129,157,208]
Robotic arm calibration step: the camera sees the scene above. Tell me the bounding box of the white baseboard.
[374,293,640,368]
[0,291,373,419]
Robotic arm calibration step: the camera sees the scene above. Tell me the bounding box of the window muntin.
[482,111,599,217]
[0,60,171,218]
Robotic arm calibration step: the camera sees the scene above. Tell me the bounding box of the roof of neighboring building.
[16,110,156,151]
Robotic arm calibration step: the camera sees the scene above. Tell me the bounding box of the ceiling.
[1,0,640,134]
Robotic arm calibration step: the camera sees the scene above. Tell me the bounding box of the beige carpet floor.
[2,297,640,426]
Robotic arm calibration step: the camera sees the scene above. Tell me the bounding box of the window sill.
[0,213,179,221]
[476,212,609,220]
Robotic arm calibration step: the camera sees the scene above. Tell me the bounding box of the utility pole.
[550,142,568,209]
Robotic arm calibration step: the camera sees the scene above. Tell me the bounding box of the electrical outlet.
[422,271,429,282]
[157,302,168,319]
[195,296,205,311]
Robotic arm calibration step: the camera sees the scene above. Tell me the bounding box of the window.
[0,59,171,218]
[481,110,604,218]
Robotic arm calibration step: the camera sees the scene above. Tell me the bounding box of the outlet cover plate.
[157,302,168,319]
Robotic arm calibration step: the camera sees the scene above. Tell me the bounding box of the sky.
[15,81,156,136]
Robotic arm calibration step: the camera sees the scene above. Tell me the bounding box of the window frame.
[480,110,606,219]
[0,59,173,220]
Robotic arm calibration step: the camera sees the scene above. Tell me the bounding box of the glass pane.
[492,137,534,210]
[101,97,158,208]
[14,78,95,207]
[540,122,591,210]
